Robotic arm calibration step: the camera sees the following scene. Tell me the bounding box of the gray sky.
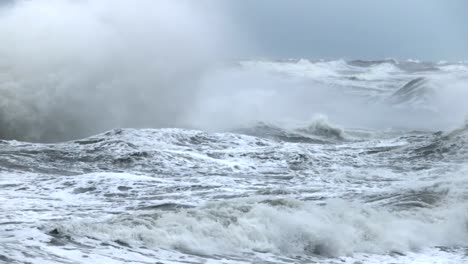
[227,0,468,61]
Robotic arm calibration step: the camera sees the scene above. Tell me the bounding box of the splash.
[50,198,468,258]
[0,0,236,142]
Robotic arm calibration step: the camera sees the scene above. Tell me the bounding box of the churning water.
[2,58,468,264]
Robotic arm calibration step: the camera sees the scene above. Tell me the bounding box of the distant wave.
[297,115,344,140]
[2,56,468,142]
[389,77,434,105]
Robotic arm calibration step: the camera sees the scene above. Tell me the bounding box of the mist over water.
[1,1,468,142]
[0,0,237,142]
[187,60,468,134]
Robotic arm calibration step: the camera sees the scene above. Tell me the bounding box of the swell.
[233,117,345,144]
[403,122,468,161]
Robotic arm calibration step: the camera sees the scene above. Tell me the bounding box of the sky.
[226,0,468,61]
[1,0,467,61]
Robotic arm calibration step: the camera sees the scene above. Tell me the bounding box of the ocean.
[1,59,468,263]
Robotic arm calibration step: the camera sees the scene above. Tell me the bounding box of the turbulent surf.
[1,59,468,264]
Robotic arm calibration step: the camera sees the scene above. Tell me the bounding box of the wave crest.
[48,198,468,258]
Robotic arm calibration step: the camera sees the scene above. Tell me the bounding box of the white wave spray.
[52,198,468,258]
[0,0,238,142]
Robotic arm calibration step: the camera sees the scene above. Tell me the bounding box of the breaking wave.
[233,116,344,144]
[297,115,344,140]
[49,198,468,258]
[2,120,468,263]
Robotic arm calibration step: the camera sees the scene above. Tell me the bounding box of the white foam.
[52,198,468,258]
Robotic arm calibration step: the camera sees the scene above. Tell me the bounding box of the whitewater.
[1,59,468,264]
[1,1,468,263]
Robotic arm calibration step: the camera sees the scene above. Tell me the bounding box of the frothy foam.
[50,198,468,258]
